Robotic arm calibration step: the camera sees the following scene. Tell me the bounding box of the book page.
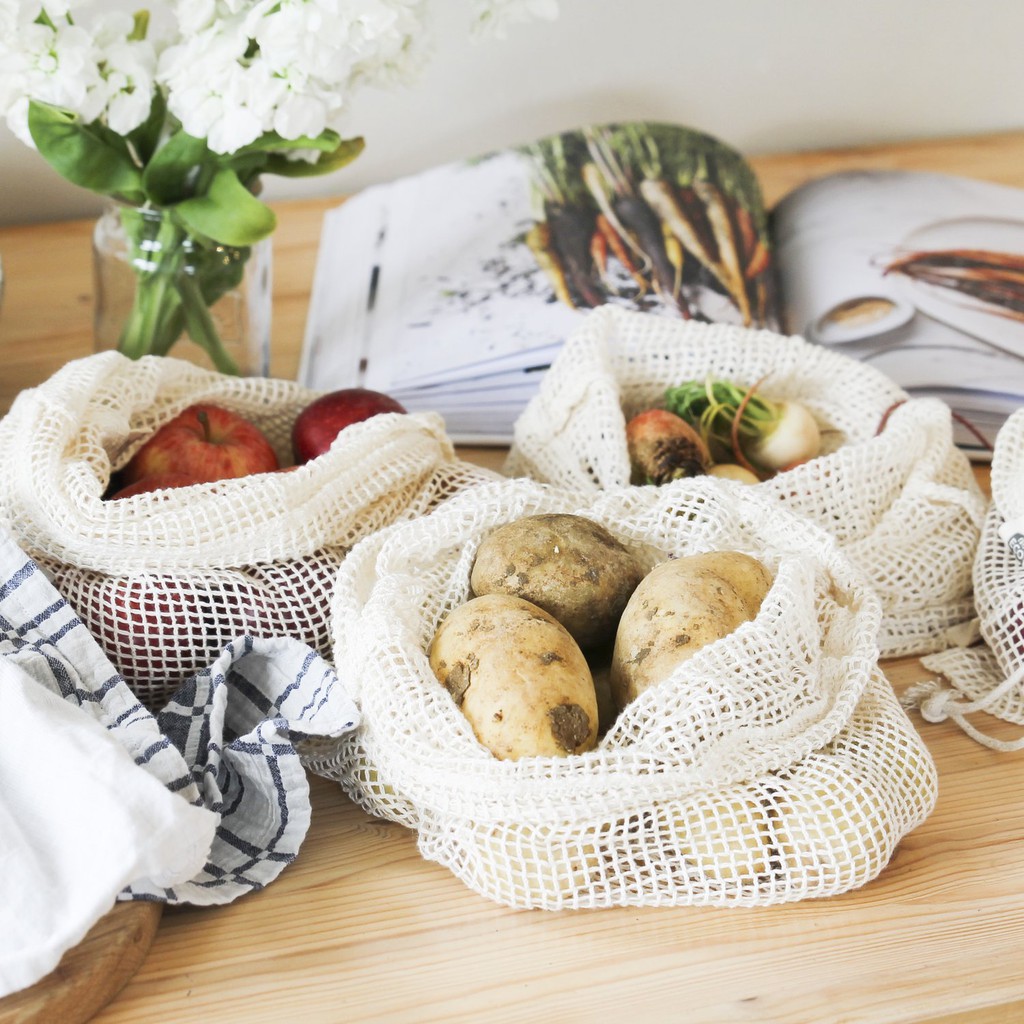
[773,169,1024,457]
[300,122,778,443]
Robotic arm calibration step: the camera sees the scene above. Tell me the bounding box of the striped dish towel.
[0,526,358,996]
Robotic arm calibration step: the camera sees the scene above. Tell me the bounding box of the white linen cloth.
[0,527,359,997]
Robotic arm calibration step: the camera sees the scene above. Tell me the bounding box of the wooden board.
[0,903,162,1024]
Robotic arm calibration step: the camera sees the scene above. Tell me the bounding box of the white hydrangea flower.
[0,1,30,38]
[98,36,159,135]
[158,19,266,151]
[472,0,559,38]
[173,0,218,34]
[161,0,429,153]
[252,0,420,89]
[39,0,80,17]
[78,12,158,132]
[3,0,557,159]
[0,3,157,145]
[0,18,100,144]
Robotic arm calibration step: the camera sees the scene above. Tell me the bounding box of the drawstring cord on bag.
[902,665,1024,753]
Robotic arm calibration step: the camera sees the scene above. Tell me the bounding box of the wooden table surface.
[2,132,1024,1024]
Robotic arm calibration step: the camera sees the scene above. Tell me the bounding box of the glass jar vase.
[92,202,272,376]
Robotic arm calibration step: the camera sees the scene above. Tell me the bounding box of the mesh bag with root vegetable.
[304,476,937,910]
[0,352,499,711]
[905,408,1024,750]
[506,305,985,658]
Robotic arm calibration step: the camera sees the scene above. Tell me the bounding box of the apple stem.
[196,408,211,442]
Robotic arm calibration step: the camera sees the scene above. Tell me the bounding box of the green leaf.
[173,167,277,246]
[233,128,351,157]
[28,101,144,201]
[141,129,211,205]
[227,153,271,189]
[264,136,365,179]
[126,88,166,166]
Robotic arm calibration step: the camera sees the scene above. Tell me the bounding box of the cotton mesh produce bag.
[506,305,985,658]
[305,476,937,909]
[905,407,1024,749]
[0,352,499,710]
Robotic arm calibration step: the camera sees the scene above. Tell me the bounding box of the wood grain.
[1,133,1023,1024]
[0,903,161,1024]
[87,676,1024,1024]
[748,129,1024,205]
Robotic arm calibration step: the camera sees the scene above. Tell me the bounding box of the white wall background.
[1,0,1021,226]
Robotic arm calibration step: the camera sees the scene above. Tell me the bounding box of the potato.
[663,790,780,887]
[689,550,774,616]
[470,513,644,651]
[771,765,891,884]
[476,825,603,902]
[610,551,773,710]
[707,463,760,484]
[429,594,599,760]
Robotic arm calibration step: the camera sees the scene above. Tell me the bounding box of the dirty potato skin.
[610,551,773,711]
[429,594,599,760]
[687,551,774,616]
[469,513,644,652]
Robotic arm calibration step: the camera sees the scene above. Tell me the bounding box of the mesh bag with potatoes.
[305,476,937,909]
[0,352,499,710]
[906,408,1024,750]
[506,305,985,658]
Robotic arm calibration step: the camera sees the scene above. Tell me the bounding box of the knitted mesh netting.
[505,306,985,658]
[0,353,499,710]
[908,407,1024,750]
[304,476,937,909]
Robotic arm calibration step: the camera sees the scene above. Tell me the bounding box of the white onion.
[750,401,821,470]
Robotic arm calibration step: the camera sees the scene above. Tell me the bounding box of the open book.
[300,122,1024,456]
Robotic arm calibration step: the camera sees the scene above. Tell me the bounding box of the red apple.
[107,471,199,500]
[244,553,342,652]
[292,388,406,464]
[89,574,208,709]
[90,575,280,709]
[202,581,273,648]
[120,404,279,486]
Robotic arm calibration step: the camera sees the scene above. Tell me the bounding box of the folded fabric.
[0,661,215,996]
[131,634,358,904]
[0,528,359,997]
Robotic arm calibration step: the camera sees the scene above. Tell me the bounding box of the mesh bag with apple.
[906,408,1024,750]
[505,305,986,659]
[304,475,938,910]
[0,352,499,710]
